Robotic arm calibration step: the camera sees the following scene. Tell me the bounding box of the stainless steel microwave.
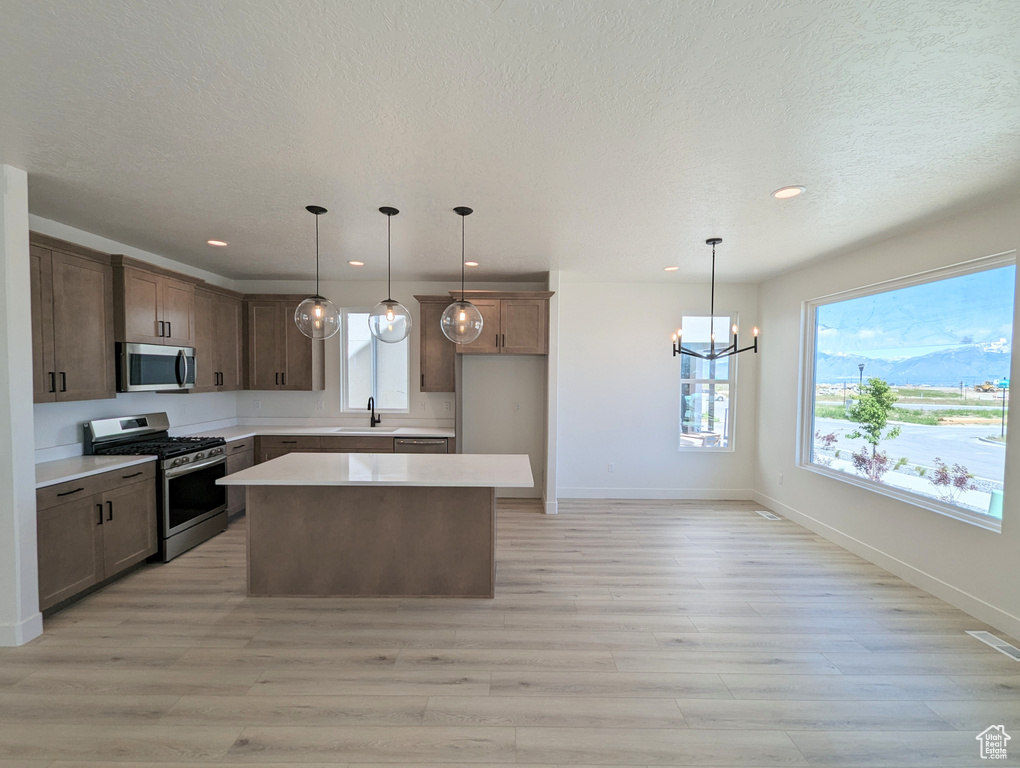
[117,342,196,392]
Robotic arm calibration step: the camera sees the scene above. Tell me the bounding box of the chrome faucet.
[368,397,381,427]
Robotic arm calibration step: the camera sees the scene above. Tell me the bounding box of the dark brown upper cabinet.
[30,234,117,403]
[193,286,243,392]
[449,291,553,356]
[112,256,196,346]
[244,296,322,391]
[414,296,458,393]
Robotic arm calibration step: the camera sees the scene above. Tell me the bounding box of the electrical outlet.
[444,401,451,412]
[514,402,521,412]
[420,401,426,412]
[254,400,262,410]
[316,400,324,411]
[778,472,784,486]
[608,462,615,473]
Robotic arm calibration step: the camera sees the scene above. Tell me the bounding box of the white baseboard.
[0,611,43,647]
[543,500,558,515]
[559,487,754,501]
[754,491,1020,641]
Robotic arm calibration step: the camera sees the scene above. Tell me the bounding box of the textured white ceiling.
[1,0,1018,283]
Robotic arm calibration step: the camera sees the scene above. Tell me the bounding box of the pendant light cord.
[387,213,392,301]
[315,213,320,297]
[461,214,466,302]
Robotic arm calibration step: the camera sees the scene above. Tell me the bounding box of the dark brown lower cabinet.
[255,435,396,463]
[37,466,157,612]
[100,481,158,576]
[36,496,104,610]
[226,441,255,516]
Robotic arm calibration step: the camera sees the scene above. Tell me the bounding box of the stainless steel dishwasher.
[393,438,449,453]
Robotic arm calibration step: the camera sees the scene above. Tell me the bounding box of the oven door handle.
[164,454,226,479]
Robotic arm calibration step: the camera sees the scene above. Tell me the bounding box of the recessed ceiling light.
[664,266,679,272]
[772,185,805,199]
[348,260,364,266]
[206,239,228,247]
[464,261,479,267]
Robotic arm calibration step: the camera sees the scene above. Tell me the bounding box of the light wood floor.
[1,498,1018,767]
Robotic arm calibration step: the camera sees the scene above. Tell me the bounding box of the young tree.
[846,377,901,482]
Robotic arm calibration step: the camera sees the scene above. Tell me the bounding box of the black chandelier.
[672,238,758,361]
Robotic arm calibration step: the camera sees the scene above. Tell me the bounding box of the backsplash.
[34,391,240,462]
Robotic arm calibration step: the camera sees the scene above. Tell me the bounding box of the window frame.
[340,307,411,414]
[796,250,1016,533]
[677,312,738,453]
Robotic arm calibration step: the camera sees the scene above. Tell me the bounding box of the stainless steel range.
[84,412,227,561]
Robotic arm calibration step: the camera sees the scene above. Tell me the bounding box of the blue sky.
[816,265,1016,359]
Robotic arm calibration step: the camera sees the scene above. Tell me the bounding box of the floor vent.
[967,630,1020,661]
[755,509,781,520]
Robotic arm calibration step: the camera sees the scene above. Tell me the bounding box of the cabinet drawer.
[259,435,321,450]
[92,462,156,495]
[37,477,105,511]
[226,438,254,454]
[319,436,395,453]
[37,462,157,511]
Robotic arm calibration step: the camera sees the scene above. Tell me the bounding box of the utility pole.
[858,363,865,389]
[1000,379,1009,438]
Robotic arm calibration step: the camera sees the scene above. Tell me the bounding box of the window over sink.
[342,309,410,413]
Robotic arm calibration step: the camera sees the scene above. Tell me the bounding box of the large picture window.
[801,256,1015,529]
[342,309,409,412]
[679,315,735,450]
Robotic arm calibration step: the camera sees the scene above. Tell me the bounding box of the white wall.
[555,274,760,499]
[461,355,546,498]
[1,165,42,645]
[755,193,1020,639]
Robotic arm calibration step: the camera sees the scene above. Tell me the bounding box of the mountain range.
[817,343,1012,387]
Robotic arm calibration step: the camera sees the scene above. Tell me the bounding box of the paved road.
[815,418,1005,482]
[820,400,1007,412]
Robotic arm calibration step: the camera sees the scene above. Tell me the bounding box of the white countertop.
[218,452,534,488]
[36,455,156,489]
[184,425,456,441]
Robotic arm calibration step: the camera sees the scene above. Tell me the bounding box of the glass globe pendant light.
[441,206,484,344]
[368,206,412,343]
[294,205,341,340]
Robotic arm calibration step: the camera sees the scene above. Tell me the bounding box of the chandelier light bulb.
[753,327,759,337]
[732,324,738,335]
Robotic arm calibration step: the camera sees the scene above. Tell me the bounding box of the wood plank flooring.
[1,498,1017,766]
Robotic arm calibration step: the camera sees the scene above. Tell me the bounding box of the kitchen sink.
[332,427,399,433]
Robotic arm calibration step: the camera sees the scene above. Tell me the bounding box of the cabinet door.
[500,299,548,354]
[36,494,103,611]
[248,301,284,390]
[456,299,501,354]
[192,289,219,391]
[281,302,314,390]
[51,251,117,401]
[419,301,456,392]
[216,295,243,390]
[100,480,157,576]
[30,246,56,403]
[120,266,164,344]
[225,449,254,515]
[162,277,195,346]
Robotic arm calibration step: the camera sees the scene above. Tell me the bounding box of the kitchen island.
[217,452,534,598]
